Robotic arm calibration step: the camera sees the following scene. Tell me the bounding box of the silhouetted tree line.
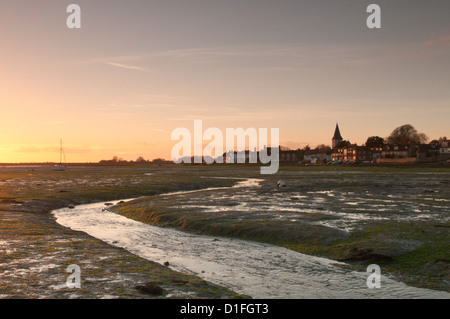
[99,156,171,164]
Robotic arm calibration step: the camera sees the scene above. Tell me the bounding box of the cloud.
[153,43,408,69]
[103,61,147,72]
[424,30,450,47]
[74,54,147,72]
[418,29,450,58]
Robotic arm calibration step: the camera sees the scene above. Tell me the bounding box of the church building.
[332,123,343,149]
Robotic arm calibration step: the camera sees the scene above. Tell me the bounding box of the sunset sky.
[1,0,449,163]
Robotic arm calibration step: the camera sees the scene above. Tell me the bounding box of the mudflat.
[0,165,243,299]
[0,164,449,298]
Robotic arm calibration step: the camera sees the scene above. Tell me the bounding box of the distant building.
[381,144,417,159]
[304,149,332,164]
[437,139,450,160]
[343,145,373,162]
[416,143,440,162]
[223,150,257,164]
[331,123,343,149]
[378,142,448,163]
[370,147,383,163]
[440,146,450,159]
[223,146,302,164]
[279,149,302,163]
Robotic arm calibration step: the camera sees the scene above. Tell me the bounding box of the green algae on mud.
[113,168,449,293]
[115,204,449,293]
[0,166,238,213]
[0,209,247,299]
[0,166,248,299]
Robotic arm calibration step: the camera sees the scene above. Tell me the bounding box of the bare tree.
[386,124,428,145]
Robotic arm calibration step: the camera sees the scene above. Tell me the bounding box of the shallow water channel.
[52,179,449,299]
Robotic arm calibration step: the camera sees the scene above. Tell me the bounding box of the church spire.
[332,123,343,141]
[332,123,343,148]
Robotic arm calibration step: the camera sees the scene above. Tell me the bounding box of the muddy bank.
[0,210,244,298]
[114,170,450,293]
[0,166,250,299]
[55,199,450,298]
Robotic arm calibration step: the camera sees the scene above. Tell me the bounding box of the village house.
[378,141,450,163]
[279,148,302,163]
[380,144,417,160]
[439,139,450,160]
[343,145,373,163]
[416,143,440,162]
[331,148,344,162]
[303,149,332,164]
[370,147,383,162]
[223,146,301,164]
[223,149,257,164]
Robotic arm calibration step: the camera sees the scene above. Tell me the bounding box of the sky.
[0,0,449,163]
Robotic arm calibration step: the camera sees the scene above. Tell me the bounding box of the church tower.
[332,123,343,149]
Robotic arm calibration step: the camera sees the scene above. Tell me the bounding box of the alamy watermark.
[66,4,380,30]
[171,120,280,175]
[366,4,381,29]
[366,264,381,289]
[66,264,81,289]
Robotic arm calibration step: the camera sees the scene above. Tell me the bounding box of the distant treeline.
[98,156,171,165]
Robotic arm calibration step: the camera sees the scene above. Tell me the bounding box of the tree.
[151,158,167,164]
[386,124,428,145]
[315,144,331,154]
[365,136,385,148]
[336,140,351,149]
[315,144,330,150]
[136,156,147,163]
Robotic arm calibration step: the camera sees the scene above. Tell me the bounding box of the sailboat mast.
[60,139,63,164]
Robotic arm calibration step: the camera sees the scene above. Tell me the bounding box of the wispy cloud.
[153,43,412,69]
[425,30,450,47]
[78,42,426,75]
[74,54,147,72]
[166,110,288,122]
[103,61,147,72]
[418,29,450,58]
